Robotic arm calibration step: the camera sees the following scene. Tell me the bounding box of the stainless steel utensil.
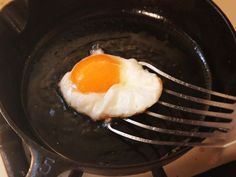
[108,62,236,148]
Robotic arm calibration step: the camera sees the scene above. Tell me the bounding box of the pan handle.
[0,115,28,177]
[26,142,81,177]
[0,0,28,33]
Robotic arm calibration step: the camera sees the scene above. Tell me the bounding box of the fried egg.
[59,50,162,121]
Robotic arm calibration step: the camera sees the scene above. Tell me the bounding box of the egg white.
[59,55,162,121]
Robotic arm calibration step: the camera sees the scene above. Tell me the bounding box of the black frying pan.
[0,0,235,177]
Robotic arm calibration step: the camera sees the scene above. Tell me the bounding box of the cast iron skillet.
[0,0,236,177]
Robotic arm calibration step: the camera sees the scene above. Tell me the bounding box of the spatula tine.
[146,111,232,130]
[124,119,228,138]
[158,101,234,120]
[164,89,236,110]
[107,123,231,148]
[139,61,236,101]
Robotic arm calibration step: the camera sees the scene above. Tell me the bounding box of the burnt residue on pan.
[22,11,212,167]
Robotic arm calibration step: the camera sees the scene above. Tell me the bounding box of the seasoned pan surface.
[22,11,211,167]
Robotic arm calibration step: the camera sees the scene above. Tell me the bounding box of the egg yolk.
[71,54,121,93]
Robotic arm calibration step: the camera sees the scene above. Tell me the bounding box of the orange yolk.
[71,54,121,93]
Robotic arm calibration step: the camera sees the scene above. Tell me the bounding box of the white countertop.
[1,0,236,177]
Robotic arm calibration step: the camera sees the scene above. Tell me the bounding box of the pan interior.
[22,11,211,167]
